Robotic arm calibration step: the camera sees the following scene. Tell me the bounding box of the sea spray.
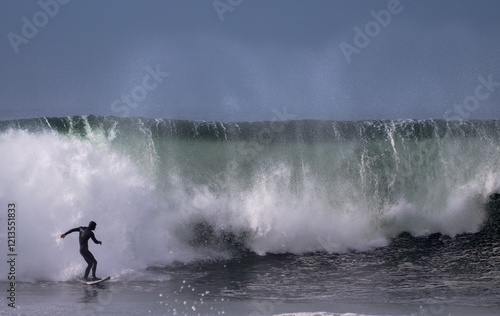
[1,116,499,281]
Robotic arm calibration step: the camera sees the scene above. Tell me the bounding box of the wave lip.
[2,116,499,141]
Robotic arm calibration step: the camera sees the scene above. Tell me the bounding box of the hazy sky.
[1,0,499,121]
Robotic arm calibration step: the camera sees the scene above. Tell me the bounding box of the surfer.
[60,221,102,281]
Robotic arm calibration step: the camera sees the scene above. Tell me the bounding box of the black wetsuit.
[64,222,101,280]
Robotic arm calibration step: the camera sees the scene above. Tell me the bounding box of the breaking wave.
[1,116,499,281]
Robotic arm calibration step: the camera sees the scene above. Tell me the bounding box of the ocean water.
[0,116,499,315]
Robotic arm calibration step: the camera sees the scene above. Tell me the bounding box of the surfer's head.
[88,221,97,230]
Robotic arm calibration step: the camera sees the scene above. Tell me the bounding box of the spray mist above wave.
[1,116,500,281]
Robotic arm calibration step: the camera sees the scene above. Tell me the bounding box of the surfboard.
[82,276,110,285]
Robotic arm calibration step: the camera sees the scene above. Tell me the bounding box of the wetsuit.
[63,221,101,280]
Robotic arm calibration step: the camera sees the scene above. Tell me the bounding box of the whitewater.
[1,116,499,284]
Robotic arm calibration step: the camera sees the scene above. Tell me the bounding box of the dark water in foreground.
[2,226,500,316]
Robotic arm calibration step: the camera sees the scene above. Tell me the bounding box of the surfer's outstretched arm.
[60,227,81,238]
[90,232,102,245]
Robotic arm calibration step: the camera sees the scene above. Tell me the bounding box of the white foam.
[0,130,206,281]
[1,127,498,281]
